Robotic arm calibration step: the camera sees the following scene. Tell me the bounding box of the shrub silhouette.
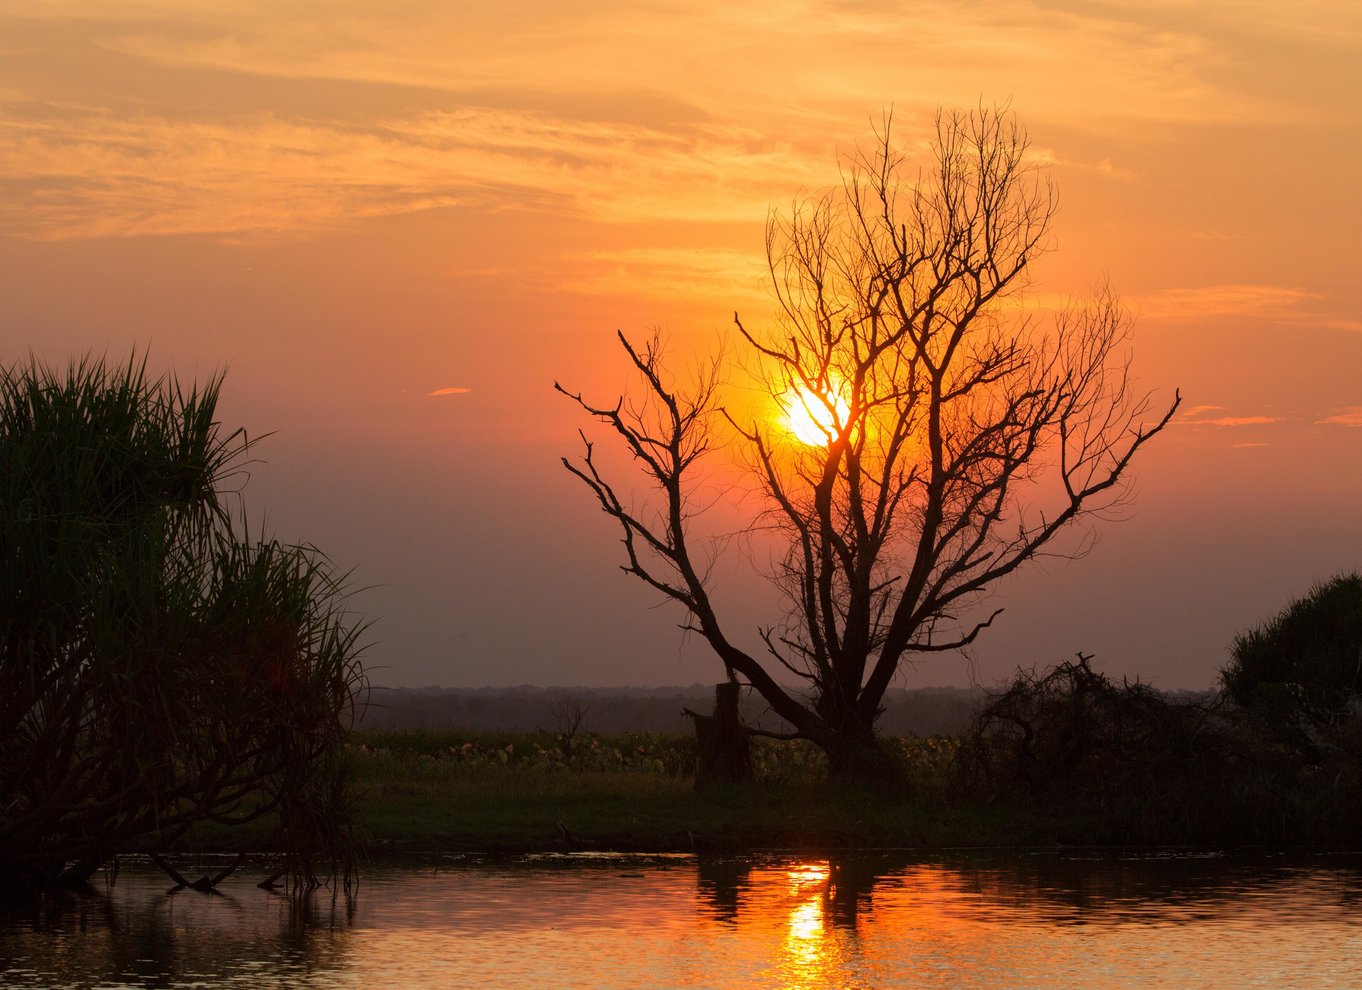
[0,355,367,887]
[959,656,1208,796]
[954,654,1340,844]
[1222,573,1362,749]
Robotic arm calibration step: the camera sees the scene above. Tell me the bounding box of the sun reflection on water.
[4,854,1362,990]
[782,863,829,971]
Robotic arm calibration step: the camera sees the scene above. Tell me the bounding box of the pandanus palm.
[0,355,367,887]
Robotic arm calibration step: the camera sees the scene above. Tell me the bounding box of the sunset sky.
[3,0,1360,690]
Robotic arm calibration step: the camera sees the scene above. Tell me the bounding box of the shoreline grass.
[177,730,1085,856]
[174,727,1358,859]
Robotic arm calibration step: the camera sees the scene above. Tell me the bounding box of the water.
[3,851,1360,989]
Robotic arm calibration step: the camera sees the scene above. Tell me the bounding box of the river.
[3,850,1360,988]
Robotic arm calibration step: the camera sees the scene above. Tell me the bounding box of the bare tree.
[549,693,591,758]
[557,107,1179,781]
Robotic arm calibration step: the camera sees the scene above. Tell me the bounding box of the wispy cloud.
[0,100,824,239]
[427,386,471,396]
[1199,416,1278,427]
[556,247,767,302]
[1137,284,1319,322]
[89,2,1264,128]
[1320,406,1362,427]
[1179,406,1278,428]
[0,0,1314,242]
[1030,146,1136,180]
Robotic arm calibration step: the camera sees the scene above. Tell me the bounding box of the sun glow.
[780,382,850,446]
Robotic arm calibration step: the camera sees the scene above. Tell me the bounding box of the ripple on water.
[2,851,1360,990]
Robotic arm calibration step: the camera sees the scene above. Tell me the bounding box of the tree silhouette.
[1222,572,1362,752]
[559,107,1178,780]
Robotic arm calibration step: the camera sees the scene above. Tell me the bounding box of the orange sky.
[3,0,1360,689]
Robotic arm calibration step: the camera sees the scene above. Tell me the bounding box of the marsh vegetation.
[330,570,1362,855]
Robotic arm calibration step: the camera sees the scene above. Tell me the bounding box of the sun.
[780,382,850,446]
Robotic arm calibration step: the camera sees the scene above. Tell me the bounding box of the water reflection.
[2,851,1360,989]
[2,866,358,988]
[691,851,1362,990]
[696,856,749,922]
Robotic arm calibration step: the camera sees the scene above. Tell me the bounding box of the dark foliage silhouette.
[1222,572,1362,753]
[960,646,1362,844]
[0,355,367,887]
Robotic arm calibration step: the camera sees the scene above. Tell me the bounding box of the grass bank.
[179,717,1359,859]
[340,729,1052,854]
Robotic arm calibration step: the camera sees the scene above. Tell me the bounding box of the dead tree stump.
[686,681,753,788]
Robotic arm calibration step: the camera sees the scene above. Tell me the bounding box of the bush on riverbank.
[954,653,1361,846]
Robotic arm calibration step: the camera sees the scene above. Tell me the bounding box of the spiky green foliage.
[0,355,367,886]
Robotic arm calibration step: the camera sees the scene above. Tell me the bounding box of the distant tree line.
[359,683,1013,738]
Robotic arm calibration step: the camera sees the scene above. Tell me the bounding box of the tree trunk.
[688,681,753,788]
[820,704,903,785]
